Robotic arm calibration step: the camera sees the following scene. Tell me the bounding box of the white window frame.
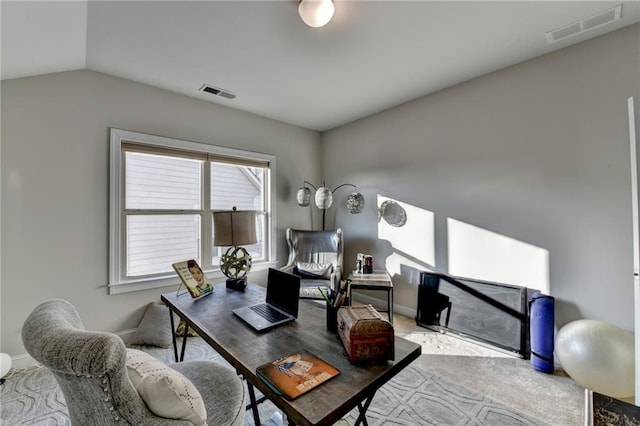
[109,128,277,294]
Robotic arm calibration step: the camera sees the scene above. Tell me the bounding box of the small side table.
[348,270,394,323]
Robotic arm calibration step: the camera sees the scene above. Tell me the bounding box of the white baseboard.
[118,328,137,344]
[10,353,37,371]
[8,328,139,372]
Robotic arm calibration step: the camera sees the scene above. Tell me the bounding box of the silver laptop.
[232,268,301,332]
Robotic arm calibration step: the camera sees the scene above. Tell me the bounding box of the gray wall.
[2,24,639,358]
[1,70,321,356]
[323,24,640,332]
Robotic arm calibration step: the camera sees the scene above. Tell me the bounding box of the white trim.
[108,261,278,295]
[119,328,138,340]
[267,157,277,262]
[9,353,38,371]
[629,97,638,283]
[109,131,122,294]
[628,96,640,406]
[111,128,274,164]
[202,160,211,270]
[9,328,138,371]
[109,128,276,294]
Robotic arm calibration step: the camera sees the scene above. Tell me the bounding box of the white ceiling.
[2,1,639,132]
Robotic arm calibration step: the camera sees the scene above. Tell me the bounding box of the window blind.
[122,141,270,168]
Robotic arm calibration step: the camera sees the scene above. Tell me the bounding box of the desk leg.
[354,393,374,426]
[179,322,188,362]
[388,288,393,323]
[246,382,261,426]
[168,309,178,363]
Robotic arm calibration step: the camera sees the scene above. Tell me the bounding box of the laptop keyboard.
[249,304,288,323]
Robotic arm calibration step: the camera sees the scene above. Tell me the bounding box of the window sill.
[108,261,279,295]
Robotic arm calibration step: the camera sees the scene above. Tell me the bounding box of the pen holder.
[326,303,339,332]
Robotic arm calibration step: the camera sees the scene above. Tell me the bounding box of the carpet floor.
[1,327,583,425]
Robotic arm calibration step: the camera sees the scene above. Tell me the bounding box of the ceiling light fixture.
[298,0,335,28]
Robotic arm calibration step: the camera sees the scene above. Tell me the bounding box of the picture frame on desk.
[172,259,214,299]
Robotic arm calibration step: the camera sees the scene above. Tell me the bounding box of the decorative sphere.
[555,319,634,398]
[315,187,333,210]
[220,247,252,279]
[347,192,365,214]
[296,187,311,207]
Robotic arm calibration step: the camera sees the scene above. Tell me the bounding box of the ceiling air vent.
[546,4,622,43]
[199,84,236,100]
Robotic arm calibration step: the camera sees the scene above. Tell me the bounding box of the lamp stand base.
[226,277,247,292]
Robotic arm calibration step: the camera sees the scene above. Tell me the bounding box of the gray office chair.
[281,227,344,299]
[22,299,245,426]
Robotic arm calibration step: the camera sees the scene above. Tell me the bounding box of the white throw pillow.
[126,349,207,425]
[296,262,333,279]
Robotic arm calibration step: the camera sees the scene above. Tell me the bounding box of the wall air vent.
[199,84,236,100]
[546,4,622,43]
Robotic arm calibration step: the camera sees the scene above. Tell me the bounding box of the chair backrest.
[285,228,344,271]
[21,299,185,425]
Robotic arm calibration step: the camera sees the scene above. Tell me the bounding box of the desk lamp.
[213,207,257,291]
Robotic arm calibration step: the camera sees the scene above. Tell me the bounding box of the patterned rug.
[0,337,547,426]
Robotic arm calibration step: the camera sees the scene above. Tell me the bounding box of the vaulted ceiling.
[2,1,639,131]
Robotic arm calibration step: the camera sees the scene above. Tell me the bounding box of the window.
[109,128,276,294]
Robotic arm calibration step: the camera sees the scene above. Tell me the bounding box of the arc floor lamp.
[296,181,364,230]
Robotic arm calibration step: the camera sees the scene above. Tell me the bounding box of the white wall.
[323,24,640,332]
[1,69,321,356]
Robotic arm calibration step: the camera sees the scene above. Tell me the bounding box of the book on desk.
[172,259,214,299]
[256,351,340,400]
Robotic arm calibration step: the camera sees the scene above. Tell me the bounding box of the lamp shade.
[315,187,333,210]
[298,0,335,28]
[347,192,365,214]
[213,208,258,246]
[296,186,312,207]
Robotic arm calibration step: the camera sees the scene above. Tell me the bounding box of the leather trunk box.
[337,305,395,363]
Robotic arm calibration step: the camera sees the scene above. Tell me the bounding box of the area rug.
[0,337,548,426]
[341,364,544,426]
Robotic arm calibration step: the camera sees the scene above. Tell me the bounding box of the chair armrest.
[280,262,295,274]
[330,265,342,292]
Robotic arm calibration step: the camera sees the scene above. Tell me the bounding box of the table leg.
[179,322,188,362]
[246,382,262,426]
[168,309,178,363]
[388,288,393,323]
[354,393,374,426]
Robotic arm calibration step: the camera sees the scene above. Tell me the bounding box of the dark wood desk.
[161,283,421,426]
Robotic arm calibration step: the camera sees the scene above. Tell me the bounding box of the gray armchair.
[281,227,344,299]
[22,299,245,426]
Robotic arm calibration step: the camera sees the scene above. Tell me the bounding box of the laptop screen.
[266,268,301,317]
